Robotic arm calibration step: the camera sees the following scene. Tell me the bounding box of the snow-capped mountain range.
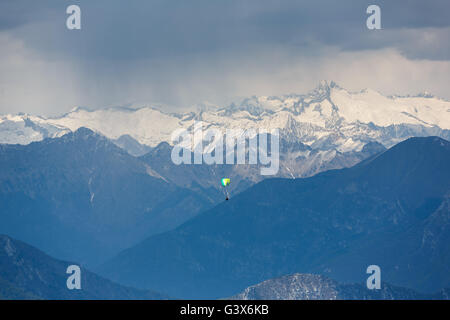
[1,81,449,151]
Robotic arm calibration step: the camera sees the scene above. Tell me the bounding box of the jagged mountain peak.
[72,126,99,137]
[310,80,340,97]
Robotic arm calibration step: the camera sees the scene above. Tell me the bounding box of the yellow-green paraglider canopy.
[221,178,231,187]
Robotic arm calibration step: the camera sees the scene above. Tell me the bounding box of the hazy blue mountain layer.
[0,235,166,300]
[0,128,215,265]
[101,137,450,299]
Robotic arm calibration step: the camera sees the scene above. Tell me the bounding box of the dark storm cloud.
[2,0,450,61]
[0,0,449,115]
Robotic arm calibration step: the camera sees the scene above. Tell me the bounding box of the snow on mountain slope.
[47,107,183,147]
[0,114,69,145]
[1,81,449,152]
[331,88,450,128]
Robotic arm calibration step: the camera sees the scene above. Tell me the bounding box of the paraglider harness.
[221,178,231,201]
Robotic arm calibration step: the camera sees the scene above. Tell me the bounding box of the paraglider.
[221,178,231,200]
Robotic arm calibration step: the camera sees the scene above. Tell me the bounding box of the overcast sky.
[0,0,449,116]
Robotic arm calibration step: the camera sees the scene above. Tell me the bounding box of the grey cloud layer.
[0,0,449,115]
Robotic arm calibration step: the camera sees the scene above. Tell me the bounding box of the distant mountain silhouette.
[101,137,450,299]
[112,134,152,157]
[0,235,166,300]
[0,128,214,265]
